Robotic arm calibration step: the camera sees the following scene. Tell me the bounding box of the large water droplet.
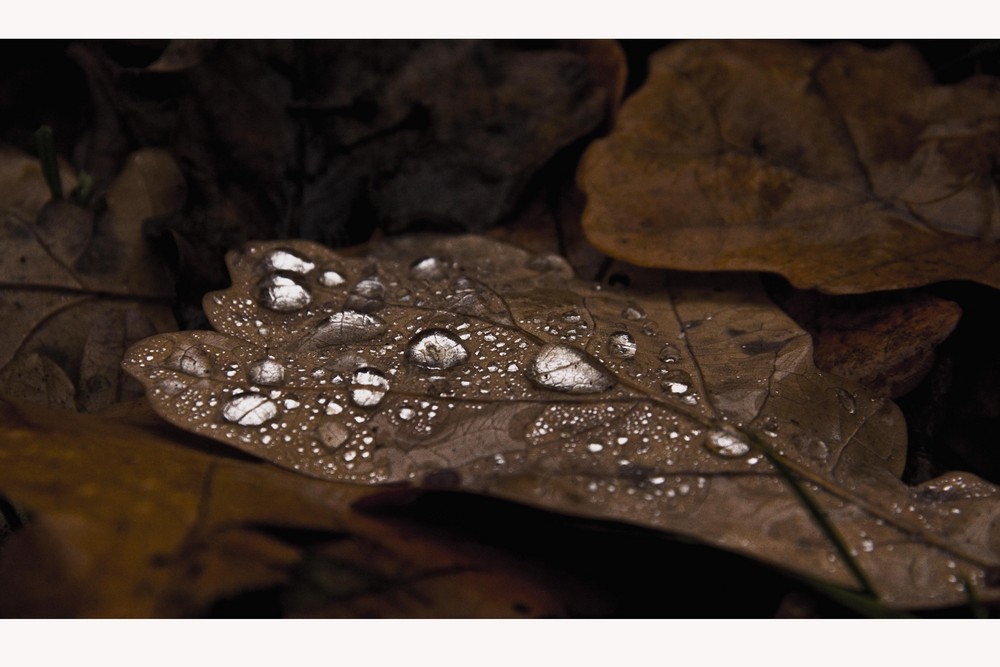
[409,256,450,281]
[345,277,385,313]
[660,369,693,395]
[259,248,315,274]
[407,329,468,370]
[704,430,751,458]
[154,377,188,396]
[299,311,387,349]
[622,304,646,320]
[527,253,574,276]
[248,359,285,386]
[167,345,212,377]
[222,394,279,426]
[317,422,351,450]
[350,367,389,407]
[607,331,637,358]
[317,268,346,287]
[658,343,680,363]
[527,343,615,394]
[257,274,311,312]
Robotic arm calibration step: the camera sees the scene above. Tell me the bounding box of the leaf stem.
[34,125,63,200]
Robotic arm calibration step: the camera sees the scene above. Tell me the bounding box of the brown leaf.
[124,235,1000,608]
[0,398,589,617]
[776,289,963,398]
[0,146,180,410]
[579,41,1000,294]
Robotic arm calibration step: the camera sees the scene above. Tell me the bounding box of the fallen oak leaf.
[0,398,589,617]
[124,235,1000,608]
[579,41,1000,294]
[0,146,181,410]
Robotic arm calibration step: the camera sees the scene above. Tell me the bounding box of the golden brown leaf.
[123,235,1000,608]
[579,41,1000,294]
[0,398,588,617]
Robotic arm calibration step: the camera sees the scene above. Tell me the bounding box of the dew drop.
[409,256,450,281]
[835,387,857,414]
[406,329,469,370]
[257,274,311,312]
[222,395,279,426]
[259,248,315,274]
[154,377,188,396]
[317,422,350,450]
[527,253,574,276]
[658,343,680,364]
[300,311,387,348]
[587,443,604,453]
[350,367,389,407]
[622,304,646,320]
[344,276,386,313]
[325,401,343,415]
[248,359,285,386]
[527,343,615,394]
[607,331,637,359]
[167,345,212,377]
[317,268,346,287]
[704,430,751,458]
[660,369,693,395]
[398,406,416,421]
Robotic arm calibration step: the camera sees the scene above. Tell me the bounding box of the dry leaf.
[124,235,1000,608]
[0,146,181,410]
[579,41,1000,294]
[0,398,588,617]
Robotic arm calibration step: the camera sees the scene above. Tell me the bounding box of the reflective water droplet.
[622,304,646,320]
[561,310,582,323]
[407,329,468,370]
[704,430,751,458]
[317,268,346,287]
[641,321,658,337]
[657,343,679,363]
[300,311,387,348]
[660,369,693,395]
[587,443,604,453]
[835,387,856,414]
[257,274,311,312]
[167,345,212,377]
[259,248,315,274]
[222,394,279,426]
[350,367,389,407]
[154,377,188,395]
[527,253,574,276]
[325,402,343,415]
[607,331,636,358]
[398,406,416,421]
[248,359,285,386]
[527,343,615,394]
[409,256,450,281]
[317,422,350,450]
[345,277,385,313]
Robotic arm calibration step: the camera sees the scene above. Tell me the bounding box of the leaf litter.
[124,234,1000,608]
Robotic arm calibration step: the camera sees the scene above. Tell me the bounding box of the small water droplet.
[167,345,212,377]
[835,387,856,414]
[409,256,450,281]
[398,406,416,421]
[154,377,188,395]
[259,248,315,274]
[406,329,469,370]
[300,311,387,348]
[222,395,279,426]
[561,310,582,323]
[527,253,573,275]
[587,443,604,453]
[658,343,679,363]
[257,274,311,312]
[345,277,385,313]
[660,369,693,395]
[350,367,389,407]
[607,331,637,359]
[622,304,646,320]
[704,430,751,458]
[527,343,615,394]
[325,402,343,415]
[641,321,658,337]
[317,422,350,450]
[317,268,346,287]
[248,359,285,386]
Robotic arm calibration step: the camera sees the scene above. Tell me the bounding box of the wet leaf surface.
[580,41,1000,294]
[124,235,1000,608]
[0,146,180,410]
[0,398,589,617]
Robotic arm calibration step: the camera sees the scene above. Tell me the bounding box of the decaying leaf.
[0,146,181,410]
[0,398,588,617]
[124,235,1000,608]
[579,41,1000,294]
